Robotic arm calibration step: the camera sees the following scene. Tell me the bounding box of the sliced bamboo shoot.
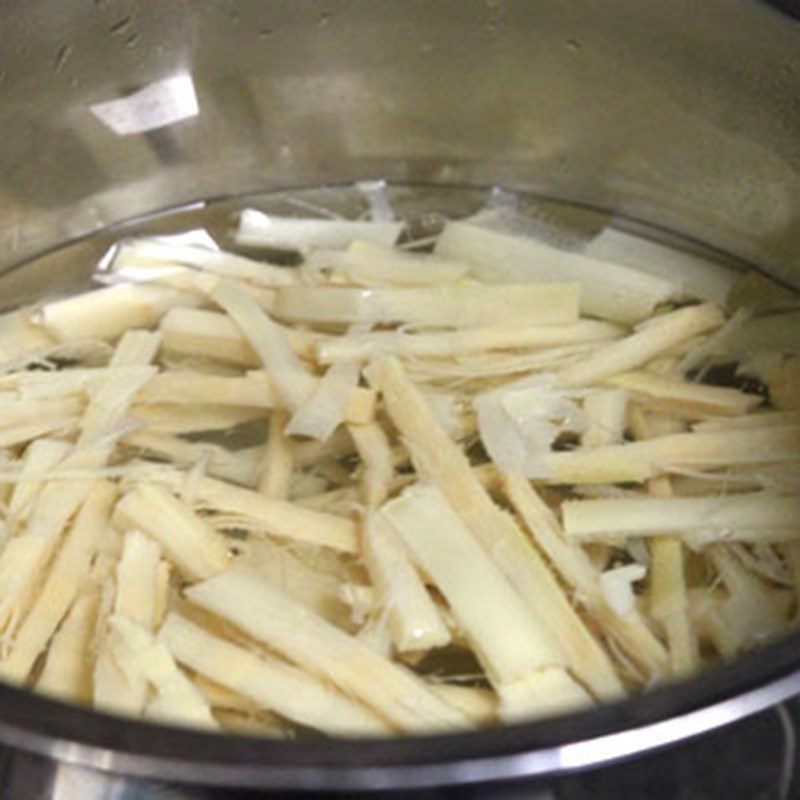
[427,684,498,725]
[349,421,395,508]
[543,425,800,485]
[113,237,299,287]
[115,530,163,629]
[557,304,724,388]
[501,473,668,679]
[160,307,320,364]
[161,613,392,735]
[317,320,624,363]
[383,485,567,687]
[125,464,359,553]
[185,568,470,731]
[584,227,734,307]
[39,283,201,342]
[606,371,760,418]
[370,357,623,700]
[562,493,800,542]
[236,209,403,252]
[138,370,376,424]
[35,591,99,703]
[275,283,580,328]
[9,439,72,523]
[336,240,469,286]
[211,281,317,411]
[108,615,218,729]
[434,219,678,323]
[257,410,294,498]
[134,403,266,435]
[114,484,230,581]
[364,511,451,653]
[0,481,116,682]
[123,432,262,487]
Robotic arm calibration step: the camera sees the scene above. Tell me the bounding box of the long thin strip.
[434,219,678,323]
[317,320,624,363]
[9,439,72,522]
[349,421,450,651]
[134,403,266,435]
[35,591,99,702]
[78,329,161,447]
[39,283,201,342]
[0,396,84,426]
[692,411,800,433]
[211,281,316,411]
[557,304,724,388]
[115,530,163,629]
[336,240,469,286]
[125,464,359,553]
[427,684,498,726]
[185,568,471,732]
[137,370,376,424]
[0,458,101,638]
[349,421,395,508]
[543,425,800,485]
[562,493,800,541]
[113,238,299,287]
[501,473,668,679]
[369,357,623,699]
[161,613,392,735]
[107,615,218,729]
[383,485,568,683]
[365,512,452,653]
[0,417,78,448]
[236,209,403,252]
[123,432,261,487]
[0,308,56,364]
[605,371,760,418]
[257,410,294,498]
[160,307,320,364]
[114,484,231,581]
[0,481,116,683]
[274,284,580,327]
[629,409,699,677]
[584,226,734,306]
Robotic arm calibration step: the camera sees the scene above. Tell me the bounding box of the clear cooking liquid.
[0,182,796,739]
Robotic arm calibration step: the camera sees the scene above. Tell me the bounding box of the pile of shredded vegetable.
[0,191,798,738]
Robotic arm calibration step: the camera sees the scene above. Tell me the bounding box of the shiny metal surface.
[1,1,800,280]
[2,0,800,793]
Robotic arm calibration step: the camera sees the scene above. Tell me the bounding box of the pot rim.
[1,629,799,791]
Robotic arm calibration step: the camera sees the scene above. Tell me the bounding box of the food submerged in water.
[0,188,798,738]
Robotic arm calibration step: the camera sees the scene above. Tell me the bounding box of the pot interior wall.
[1,0,799,283]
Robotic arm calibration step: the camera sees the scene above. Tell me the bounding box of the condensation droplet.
[53,43,72,74]
[109,16,132,35]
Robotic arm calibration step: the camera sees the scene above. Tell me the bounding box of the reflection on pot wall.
[0,0,799,282]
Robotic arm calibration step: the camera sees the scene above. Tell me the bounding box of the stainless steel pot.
[1,0,800,794]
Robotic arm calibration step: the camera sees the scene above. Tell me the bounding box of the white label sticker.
[90,73,199,136]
